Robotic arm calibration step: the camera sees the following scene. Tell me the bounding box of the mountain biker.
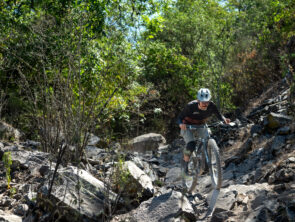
[177,88,230,176]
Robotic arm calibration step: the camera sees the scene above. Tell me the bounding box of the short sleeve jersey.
[177,100,224,125]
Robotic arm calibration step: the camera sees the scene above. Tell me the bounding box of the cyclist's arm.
[177,104,191,129]
[212,103,230,124]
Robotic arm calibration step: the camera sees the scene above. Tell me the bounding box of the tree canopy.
[0,0,294,142]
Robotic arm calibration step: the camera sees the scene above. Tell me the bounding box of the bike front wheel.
[207,139,222,189]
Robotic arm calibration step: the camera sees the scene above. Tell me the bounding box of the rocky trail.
[0,78,294,222]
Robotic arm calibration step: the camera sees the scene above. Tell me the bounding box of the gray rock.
[39,165,50,176]
[0,210,22,222]
[148,158,160,165]
[85,146,105,159]
[247,105,267,118]
[277,108,288,114]
[155,165,168,177]
[253,168,264,182]
[211,190,236,211]
[211,208,236,222]
[286,202,295,221]
[250,124,263,136]
[0,196,14,207]
[24,190,37,206]
[129,133,166,153]
[13,204,29,216]
[288,157,295,163]
[274,167,294,183]
[245,206,274,222]
[277,126,291,135]
[0,146,52,174]
[124,161,154,196]
[111,191,195,222]
[21,140,41,149]
[38,166,120,222]
[239,138,253,156]
[271,136,286,151]
[87,133,100,146]
[251,194,268,210]
[130,156,145,169]
[0,121,23,141]
[142,161,158,182]
[223,168,235,182]
[158,144,169,151]
[194,175,212,193]
[165,167,182,184]
[268,174,276,184]
[264,98,276,104]
[234,158,258,178]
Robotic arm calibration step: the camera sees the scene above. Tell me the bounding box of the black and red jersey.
[177,100,224,125]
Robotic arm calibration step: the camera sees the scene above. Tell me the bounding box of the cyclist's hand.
[224,118,231,124]
[179,124,187,130]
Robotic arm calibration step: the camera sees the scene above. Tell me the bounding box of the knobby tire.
[207,138,222,189]
[188,151,205,193]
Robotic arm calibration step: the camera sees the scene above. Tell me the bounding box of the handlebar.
[186,121,224,130]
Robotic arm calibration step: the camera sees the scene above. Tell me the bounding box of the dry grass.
[243,81,282,117]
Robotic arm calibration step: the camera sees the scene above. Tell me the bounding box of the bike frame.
[187,124,212,167]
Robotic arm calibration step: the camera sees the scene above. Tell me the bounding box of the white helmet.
[197,88,211,101]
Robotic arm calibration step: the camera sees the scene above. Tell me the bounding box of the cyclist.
[177,88,230,176]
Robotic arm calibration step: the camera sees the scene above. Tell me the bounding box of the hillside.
[1,1,295,221]
[0,78,294,222]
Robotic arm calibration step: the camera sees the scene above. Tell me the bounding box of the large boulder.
[131,156,158,182]
[86,133,100,146]
[111,190,195,222]
[129,133,166,153]
[0,210,22,222]
[0,121,22,142]
[84,146,105,161]
[0,145,51,175]
[38,166,121,222]
[123,161,154,198]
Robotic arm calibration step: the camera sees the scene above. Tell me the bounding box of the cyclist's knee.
[183,154,190,162]
[183,141,195,158]
[186,141,196,152]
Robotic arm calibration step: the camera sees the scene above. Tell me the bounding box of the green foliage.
[0,0,294,142]
[0,0,153,141]
[154,179,164,187]
[224,0,295,107]
[112,155,132,193]
[142,15,165,39]
[2,152,12,189]
[9,187,17,197]
[141,41,193,102]
[139,0,237,127]
[111,154,144,205]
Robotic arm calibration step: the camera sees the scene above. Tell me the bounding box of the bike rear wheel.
[207,139,222,189]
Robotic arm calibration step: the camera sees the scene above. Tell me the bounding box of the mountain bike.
[181,123,222,193]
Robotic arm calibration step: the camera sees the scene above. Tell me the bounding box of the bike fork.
[201,139,211,167]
